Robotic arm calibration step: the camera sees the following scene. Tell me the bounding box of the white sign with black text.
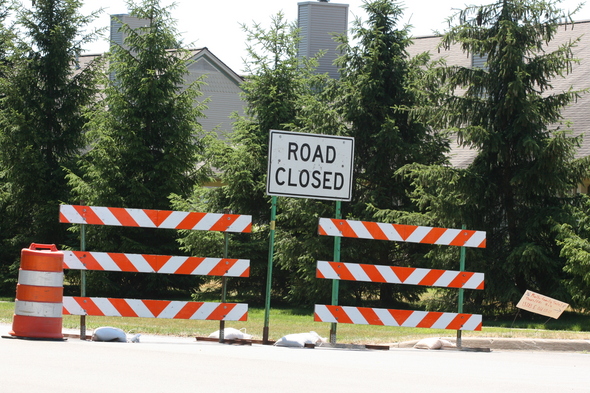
[266,130,354,201]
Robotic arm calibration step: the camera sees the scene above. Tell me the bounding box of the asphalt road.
[1,331,589,393]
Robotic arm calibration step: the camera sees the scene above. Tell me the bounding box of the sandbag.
[413,337,456,350]
[92,326,127,342]
[208,327,253,340]
[275,331,327,347]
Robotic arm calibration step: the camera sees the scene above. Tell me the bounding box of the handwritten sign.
[516,290,569,319]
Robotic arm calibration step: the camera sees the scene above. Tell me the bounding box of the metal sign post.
[457,225,466,348]
[330,200,342,344]
[219,224,230,343]
[265,130,355,343]
[263,195,277,344]
[80,223,86,340]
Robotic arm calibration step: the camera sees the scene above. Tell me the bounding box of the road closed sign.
[267,130,354,201]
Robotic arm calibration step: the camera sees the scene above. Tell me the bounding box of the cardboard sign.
[516,290,569,319]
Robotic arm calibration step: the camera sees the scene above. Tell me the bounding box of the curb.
[395,337,590,352]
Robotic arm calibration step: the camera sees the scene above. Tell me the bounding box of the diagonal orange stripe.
[419,227,446,245]
[336,220,359,238]
[357,307,384,325]
[242,266,250,278]
[108,207,138,227]
[74,205,104,225]
[446,313,473,330]
[394,224,417,241]
[173,302,202,319]
[326,305,354,324]
[447,272,473,289]
[316,268,326,279]
[145,254,166,272]
[207,303,236,320]
[71,251,103,270]
[449,230,475,247]
[389,309,414,325]
[142,300,171,317]
[208,259,239,276]
[330,262,355,281]
[360,264,386,283]
[74,297,104,316]
[418,269,445,286]
[445,314,481,330]
[109,298,139,317]
[209,214,239,232]
[363,222,389,240]
[175,212,207,230]
[110,253,138,272]
[139,209,160,226]
[58,211,68,223]
[391,266,415,283]
[416,311,443,328]
[173,257,204,275]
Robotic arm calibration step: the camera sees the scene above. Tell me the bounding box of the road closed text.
[274,143,345,190]
[267,130,354,201]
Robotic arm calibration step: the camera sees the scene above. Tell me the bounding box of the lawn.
[2,300,589,344]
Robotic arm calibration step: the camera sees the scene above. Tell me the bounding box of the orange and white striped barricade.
[10,244,65,340]
[63,297,248,321]
[318,218,486,248]
[314,305,482,331]
[316,261,484,290]
[64,251,250,277]
[316,217,486,336]
[58,204,252,333]
[59,204,252,233]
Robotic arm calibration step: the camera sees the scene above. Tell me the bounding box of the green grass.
[2,300,589,344]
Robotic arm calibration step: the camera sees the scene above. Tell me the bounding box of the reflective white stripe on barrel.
[18,270,63,287]
[14,300,63,318]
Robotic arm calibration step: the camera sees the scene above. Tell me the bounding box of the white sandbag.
[413,337,456,350]
[92,326,127,342]
[275,331,327,347]
[414,337,442,349]
[208,328,253,340]
[439,339,456,349]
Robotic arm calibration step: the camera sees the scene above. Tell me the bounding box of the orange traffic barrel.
[9,244,64,340]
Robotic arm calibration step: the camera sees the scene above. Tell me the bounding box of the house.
[406,20,590,193]
[106,14,245,137]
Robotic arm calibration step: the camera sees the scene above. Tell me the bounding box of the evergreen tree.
[397,0,589,310]
[279,0,449,306]
[0,0,101,294]
[68,0,206,297]
[175,13,318,304]
[556,195,590,309]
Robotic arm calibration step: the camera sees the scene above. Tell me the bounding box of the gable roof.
[407,20,590,167]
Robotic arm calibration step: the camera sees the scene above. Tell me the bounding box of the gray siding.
[472,54,488,69]
[108,15,245,138]
[298,2,348,79]
[187,57,245,137]
[110,15,150,50]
